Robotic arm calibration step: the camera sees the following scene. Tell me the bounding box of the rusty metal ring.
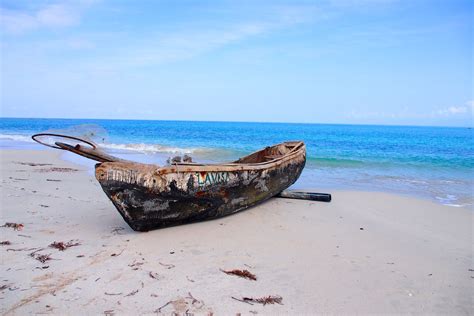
[31,133,97,150]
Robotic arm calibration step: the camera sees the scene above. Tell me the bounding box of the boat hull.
[95,144,305,231]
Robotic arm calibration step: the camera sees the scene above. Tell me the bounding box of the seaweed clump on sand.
[49,240,81,251]
[1,223,24,231]
[221,268,257,281]
[29,249,53,263]
[232,295,283,305]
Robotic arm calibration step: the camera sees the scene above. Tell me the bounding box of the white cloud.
[348,101,474,121]
[436,101,473,116]
[0,1,93,34]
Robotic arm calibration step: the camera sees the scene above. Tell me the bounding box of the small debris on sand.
[232,295,283,306]
[49,240,81,251]
[149,272,160,280]
[40,204,50,208]
[128,260,144,270]
[0,241,11,246]
[46,179,61,182]
[221,268,257,281]
[111,227,125,235]
[1,222,24,231]
[110,249,125,257]
[186,292,204,307]
[159,262,175,269]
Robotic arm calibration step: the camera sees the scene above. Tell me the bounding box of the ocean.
[1,117,472,207]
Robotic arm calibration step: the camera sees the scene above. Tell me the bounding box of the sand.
[0,149,472,315]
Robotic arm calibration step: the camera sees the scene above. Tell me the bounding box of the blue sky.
[0,0,472,126]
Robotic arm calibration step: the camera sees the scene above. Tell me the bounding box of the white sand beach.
[0,149,472,315]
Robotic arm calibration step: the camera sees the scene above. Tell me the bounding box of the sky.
[0,0,472,126]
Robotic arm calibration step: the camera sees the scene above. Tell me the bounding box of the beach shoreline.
[0,149,472,314]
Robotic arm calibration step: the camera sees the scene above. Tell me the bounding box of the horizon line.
[0,116,471,129]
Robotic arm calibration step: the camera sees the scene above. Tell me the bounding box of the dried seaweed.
[231,296,254,305]
[16,162,52,166]
[7,247,39,252]
[1,222,24,231]
[29,249,53,263]
[37,167,79,172]
[149,272,160,280]
[125,289,139,297]
[241,295,283,306]
[0,241,11,246]
[31,253,52,263]
[155,301,172,313]
[49,240,80,251]
[221,268,257,281]
[232,295,283,306]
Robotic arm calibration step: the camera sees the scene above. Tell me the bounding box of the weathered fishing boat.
[32,134,306,231]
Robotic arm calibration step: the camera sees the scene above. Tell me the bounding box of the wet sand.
[0,149,472,315]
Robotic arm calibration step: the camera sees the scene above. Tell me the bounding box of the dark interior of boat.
[234,142,300,164]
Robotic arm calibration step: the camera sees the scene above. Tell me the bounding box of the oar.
[276,190,331,202]
[31,133,129,163]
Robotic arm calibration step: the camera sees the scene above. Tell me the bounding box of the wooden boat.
[32,134,306,231]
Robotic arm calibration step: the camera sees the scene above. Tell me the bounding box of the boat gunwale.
[97,141,306,174]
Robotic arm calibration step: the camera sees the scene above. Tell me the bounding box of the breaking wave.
[100,142,207,155]
[0,133,238,160]
[0,133,34,143]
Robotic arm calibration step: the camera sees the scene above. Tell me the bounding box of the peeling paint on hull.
[95,142,306,231]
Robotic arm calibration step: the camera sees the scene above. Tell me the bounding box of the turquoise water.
[1,118,472,207]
